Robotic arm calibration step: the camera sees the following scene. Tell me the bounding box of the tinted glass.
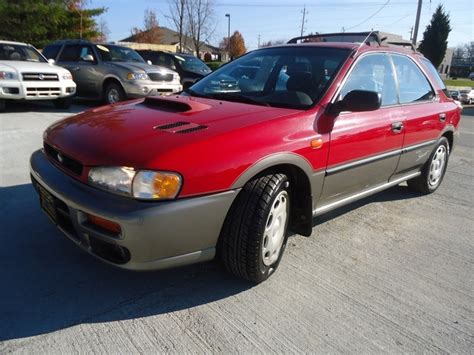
[175,55,211,74]
[189,46,350,109]
[0,43,46,62]
[96,45,145,63]
[392,54,434,104]
[420,57,446,89]
[42,44,61,60]
[58,45,81,62]
[340,53,397,106]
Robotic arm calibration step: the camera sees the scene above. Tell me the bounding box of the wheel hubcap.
[262,190,289,266]
[108,89,120,103]
[428,145,447,187]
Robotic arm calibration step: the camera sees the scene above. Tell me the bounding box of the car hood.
[44,95,301,168]
[106,61,175,75]
[0,60,69,73]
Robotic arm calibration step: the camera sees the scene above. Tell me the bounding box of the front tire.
[104,82,126,104]
[219,174,290,283]
[407,137,449,194]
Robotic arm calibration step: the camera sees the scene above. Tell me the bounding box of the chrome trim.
[314,171,421,216]
[326,149,401,176]
[401,139,436,153]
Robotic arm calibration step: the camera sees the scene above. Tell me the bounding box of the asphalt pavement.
[0,101,473,353]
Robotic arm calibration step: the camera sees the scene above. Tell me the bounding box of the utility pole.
[412,0,422,45]
[258,34,261,48]
[300,6,307,37]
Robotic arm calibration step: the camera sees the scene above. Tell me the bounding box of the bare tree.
[143,8,159,31]
[260,39,285,48]
[95,17,110,42]
[168,0,187,52]
[131,8,162,43]
[186,0,214,58]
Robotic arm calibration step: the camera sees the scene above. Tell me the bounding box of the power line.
[345,0,391,31]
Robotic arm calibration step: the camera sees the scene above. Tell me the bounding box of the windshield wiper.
[207,93,270,107]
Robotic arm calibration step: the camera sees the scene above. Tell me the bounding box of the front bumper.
[30,150,239,270]
[123,80,182,98]
[0,79,76,100]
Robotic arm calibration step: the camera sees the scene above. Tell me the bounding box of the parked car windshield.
[175,55,211,74]
[0,43,46,62]
[187,46,350,109]
[95,44,145,63]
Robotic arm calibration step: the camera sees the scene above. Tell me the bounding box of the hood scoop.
[154,121,208,134]
[144,96,212,113]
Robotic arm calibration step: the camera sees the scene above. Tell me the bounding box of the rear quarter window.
[420,57,446,90]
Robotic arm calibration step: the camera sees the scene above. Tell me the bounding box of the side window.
[340,54,398,106]
[157,54,172,68]
[392,55,435,104]
[42,44,61,60]
[79,46,96,62]
[57,45,82,62]
[420,57,446,90]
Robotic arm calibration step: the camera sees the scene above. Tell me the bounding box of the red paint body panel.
[44,43,462,199]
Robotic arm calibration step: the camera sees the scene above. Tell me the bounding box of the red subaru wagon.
[31,32,461,283]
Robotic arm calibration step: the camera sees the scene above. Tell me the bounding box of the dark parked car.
[136,50,211,89]
[43,41,182,104]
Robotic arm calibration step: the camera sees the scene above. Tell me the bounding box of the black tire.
[104,82,126,104]
[53,96,73,109]
[219,173,291,283]
[0,99,5,112]
[407,137,449,194]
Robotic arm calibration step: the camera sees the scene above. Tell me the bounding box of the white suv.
[0,40,76,111]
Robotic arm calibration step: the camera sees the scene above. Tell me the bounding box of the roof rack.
[287,31,417,52]
[287,31,382,45]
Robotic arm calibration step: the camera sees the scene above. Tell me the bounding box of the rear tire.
[53,96,73,109]
[104,82,126,104]
[219,173,290,283]
[407,137,449,194]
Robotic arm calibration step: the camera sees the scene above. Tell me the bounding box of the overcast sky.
[90,0,473,50]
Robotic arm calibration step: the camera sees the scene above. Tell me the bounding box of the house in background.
[120,26,222,61]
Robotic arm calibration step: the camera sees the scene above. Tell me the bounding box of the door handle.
[71,67,81,72]
[439,113,446,122]
[391,121,404,133]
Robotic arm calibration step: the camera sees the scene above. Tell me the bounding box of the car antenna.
[351,31,376,57]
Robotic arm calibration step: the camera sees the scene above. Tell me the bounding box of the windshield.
[176,55,211,73]
[96,45,145,63]
[0,43,46,62]
[188,46,350,109]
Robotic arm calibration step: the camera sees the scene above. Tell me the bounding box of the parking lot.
[0,101,473,353]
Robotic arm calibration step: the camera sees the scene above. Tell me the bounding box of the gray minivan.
[43,40,182,104]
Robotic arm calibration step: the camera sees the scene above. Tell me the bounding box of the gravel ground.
[0,101,473,353]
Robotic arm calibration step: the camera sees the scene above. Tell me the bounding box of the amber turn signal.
[310,138,323,149]
[133,170,182,199]
[86,213,121,234]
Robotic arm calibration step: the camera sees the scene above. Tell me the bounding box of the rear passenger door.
[390,54,441,176]
[318,53,404,207]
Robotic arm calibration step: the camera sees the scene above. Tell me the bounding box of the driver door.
[318,53,404,207]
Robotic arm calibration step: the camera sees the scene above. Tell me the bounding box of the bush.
[206,61,223,71]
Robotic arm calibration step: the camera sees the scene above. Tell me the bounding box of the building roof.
[120,27,220,54]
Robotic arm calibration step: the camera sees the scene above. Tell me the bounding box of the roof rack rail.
[287,31,382,45]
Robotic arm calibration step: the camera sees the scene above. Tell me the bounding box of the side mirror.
[147,60,153,65]
[82,54,94,62]
[47,58,55,65]
[329,90,381,115]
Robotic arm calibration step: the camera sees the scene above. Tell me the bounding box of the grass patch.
[445,78,473,87]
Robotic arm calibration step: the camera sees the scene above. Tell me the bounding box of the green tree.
[0,0,106,48]
[418,5,451,68]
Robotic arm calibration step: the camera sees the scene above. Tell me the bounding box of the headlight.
[62,72,73,80]
[173,73,180,81]
[127,72,149,81]
[88,167,182,200]
[133,171,182,199]
[0,71,18,80]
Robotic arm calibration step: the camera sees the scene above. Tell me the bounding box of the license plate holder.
[38,185,57,223]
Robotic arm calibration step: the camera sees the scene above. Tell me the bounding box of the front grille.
[148,73,174,82]
[22,72,59,81]
[26,87,61,97]
[44,143,83,176]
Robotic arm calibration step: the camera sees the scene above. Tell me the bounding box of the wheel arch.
[231,153,316,236]
[102,76,125,98]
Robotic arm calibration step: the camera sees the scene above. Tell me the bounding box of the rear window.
[420,57,446,90]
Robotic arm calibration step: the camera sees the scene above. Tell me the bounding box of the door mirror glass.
[330,90,381,114]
